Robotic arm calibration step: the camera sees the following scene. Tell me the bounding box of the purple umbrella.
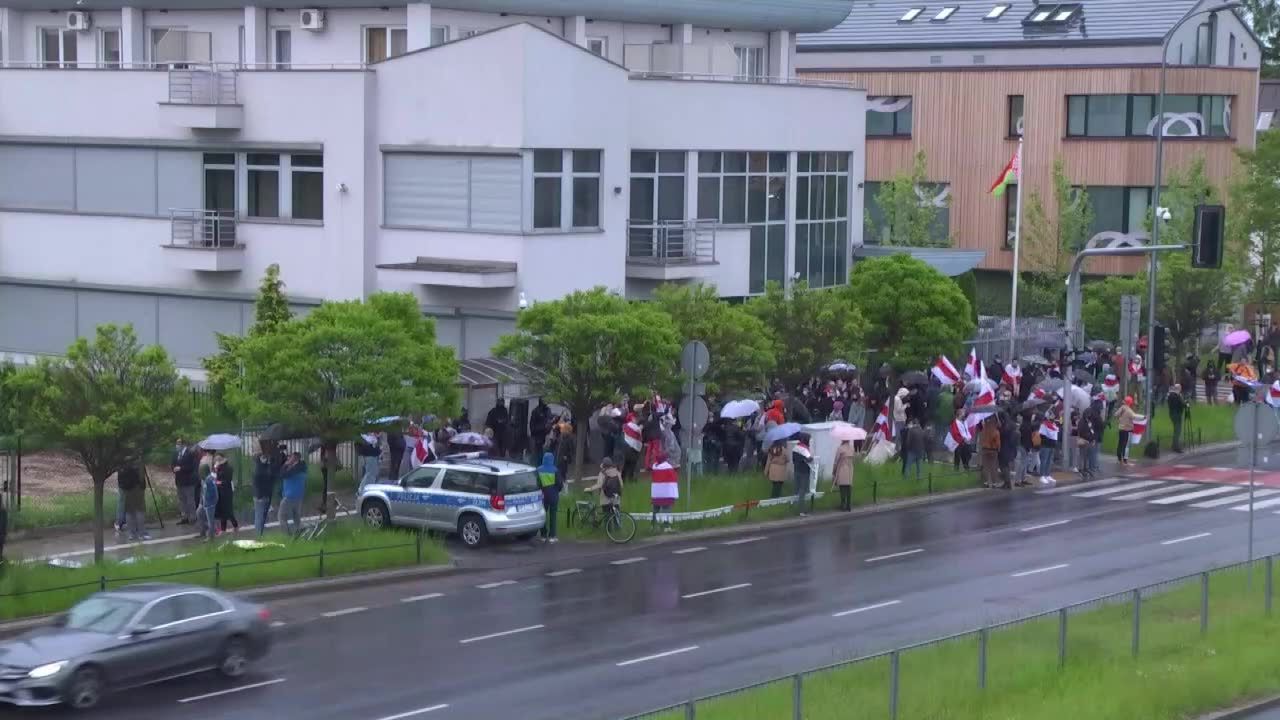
[1222,329,1252,349]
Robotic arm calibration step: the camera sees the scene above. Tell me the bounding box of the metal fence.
[965,316,1066,361]
[0,444,17,512]
[622,554,1278,720]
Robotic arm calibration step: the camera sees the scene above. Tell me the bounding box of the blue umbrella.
[764,422,802,446]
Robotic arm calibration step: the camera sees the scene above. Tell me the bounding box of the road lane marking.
[1011,563,1070,578]
[615,645,699,667]
[1232,495,1280,511]
[1020,519,1071,532]
[373,704,450,720]
[722,536,767,545]
[1174,464,1198,469]
[1110,483,1199,501]
[682,583,752,599]
[546,568,582,577]
[1162,532,1212,545]
[401,593,444,603]
[832,600,902,618]
[459,624,545,645]
[1192,489,1280,508]
[269,621,287,628]
[477,580,518,589]
[321,607,367,618]
[1212,467,1235,472]
[1072,480,1164,498]
[1150,485,1241,504]
[1036,477,1128,495]
[177,678,286,703]
[611,556,647,565]
[865,548,924,563]
[673,546,707,555]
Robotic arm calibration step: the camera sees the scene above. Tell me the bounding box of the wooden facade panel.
[804,65,1259,275]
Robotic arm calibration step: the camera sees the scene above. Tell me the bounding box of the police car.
[357,453,546,548]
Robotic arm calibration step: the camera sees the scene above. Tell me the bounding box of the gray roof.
[1260,80,1280,130]
[853,246,986,276]
[799,0,1221,51]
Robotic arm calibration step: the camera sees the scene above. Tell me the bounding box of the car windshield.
[65,596,143,634]
[501,470,540,495]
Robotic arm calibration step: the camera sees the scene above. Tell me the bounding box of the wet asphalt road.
[17,453,1280,720]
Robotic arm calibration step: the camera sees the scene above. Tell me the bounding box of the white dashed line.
[401,593,444,603]
[722,536,767,546]
[177,678,286,703]
[477,580,518,589]
[611,557,647,565]
[269,621,287,628]
[1174,464,1198,470]
[865,548,924,563]
[321,607,367,618]
[1162,532,1212,546]
[1020,519,1072,532]
[1212,467,1235,472]
[372,704,451,720]
[832,599,902,618]
[615,646,699,667]
[1011,563,1070,578]
[682,583,752,599]
[459,624,545,645]
[546,568,583,577]
[673,546,707,555]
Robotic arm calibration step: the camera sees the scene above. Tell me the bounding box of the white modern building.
[0,0,866,373]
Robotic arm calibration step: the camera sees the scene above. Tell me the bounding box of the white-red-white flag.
[966,380,997,429]
[623,415,643,452]
[1130,415,1148,444]
[1268,381,1280,409]
[964,348,981,380]
[872,403,894,442]
[933,355,961,385]
[944,418,972,452]
[1002,363,1022,389]
[1103,374,1119,400]
[1039,419,1060,442]
[408,427,435,468]
[650,460,679,505]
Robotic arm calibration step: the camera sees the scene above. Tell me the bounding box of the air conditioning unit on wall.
[65,11,91,31]
[300,9,325,31]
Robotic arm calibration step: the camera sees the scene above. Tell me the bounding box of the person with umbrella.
[213,453,239,534]
[765,440,789,499]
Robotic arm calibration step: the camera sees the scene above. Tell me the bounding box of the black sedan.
[0,583,273,710]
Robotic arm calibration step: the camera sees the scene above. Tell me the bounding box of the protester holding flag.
[1037,413,1059,486]
[949,411,974,471]
[649,452,678,528]
[1002,362,1022,394]
[964,348,983,381]
[1114,396,1138,464]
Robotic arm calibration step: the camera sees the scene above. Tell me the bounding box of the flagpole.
[1008,135,1025,361]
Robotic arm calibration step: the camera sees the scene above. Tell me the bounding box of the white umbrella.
[720,399,761,419]
[199,433,241,451]
[831,423,867,442]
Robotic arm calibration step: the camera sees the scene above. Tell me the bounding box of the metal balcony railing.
[167,66,237,104]
[627,219,717,265]
[170,209,238,248]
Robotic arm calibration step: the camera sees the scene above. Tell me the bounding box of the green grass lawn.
[1136,401,1237,449]
[641,562,1280,720]
[0,525,446,621]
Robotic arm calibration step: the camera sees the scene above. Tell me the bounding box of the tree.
[204,264,293,402]
[1081,275,1148,345]
[651,283,776,398]
[1243,1,1280,78]
[844,255,975,370]
[494,288,681,479]
[1020,157,1095,316]
[867,150,949,247]
[15,325,189,563]
[747,281,867,388]
[1231,130,1280,305]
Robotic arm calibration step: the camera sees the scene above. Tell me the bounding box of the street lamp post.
[1144,0,1241,426]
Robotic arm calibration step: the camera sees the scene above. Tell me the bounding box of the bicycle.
[573,499,636,544]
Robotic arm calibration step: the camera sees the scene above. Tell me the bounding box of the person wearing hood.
[765,441,789,498]
[583,456,624,519]
[792,433,814,516]
[764,398,786,426]
[536,452,563,543]
[892,387,910,472]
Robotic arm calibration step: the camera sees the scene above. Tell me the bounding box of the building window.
[431,26,448,45]
[630,150,686,226]
[1194,16,1216,66]
[866,97,913,137]
[734,46,764,79]
[532,150,562,229]
[365,26,407,63]
[1077,185,1152,240]
[203,153,236,214]
[796,152,851,288]
[698,151,788,293]
[246,153,281,218]
[291,154,324,221]
[40,28,77,68]
[272,28,291,68]
[1008,95,1024,137]
[99,28,121,67]
[1067,94,1231,138]
[1229,33,1237,67]
[384,153,521,231]
[1004,183,1018,249]
[531,149,601,231]
[587,37,607,56]
[571,150,601,228]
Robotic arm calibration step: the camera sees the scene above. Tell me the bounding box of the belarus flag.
[1002,363,1022,389]
[650,460,679,508]
[1130,415,1148,444]
[1039,419,1060,442]
[964,348,982,381]
[623,416,643,453]
[944,418,972,452]
[933,355,961,385]
[408,427,435,468]
[873,403,894,442]
[1269,381,1280,409]
[966,380,997,429]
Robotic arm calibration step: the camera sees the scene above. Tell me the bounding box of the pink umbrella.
[1222,329,1252,349]
[831,423,867,442]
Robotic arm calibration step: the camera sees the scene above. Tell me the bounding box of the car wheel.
[362,500,390,530]
[64,666,104,711]
[457,514,488,548]
[218,636,250,678]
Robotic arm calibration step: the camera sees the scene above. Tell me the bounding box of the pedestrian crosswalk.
[1039,476,1280,513]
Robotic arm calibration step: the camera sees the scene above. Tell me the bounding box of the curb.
[1197,695,1280,720]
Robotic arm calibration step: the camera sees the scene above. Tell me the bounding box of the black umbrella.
[1086,340,1113,352]
[1072,368,1096,384]
[1035,378,1066,393]
[1021,397,1047,411]
[901,370,928,386]
[1021,355,1050,367]
[260,423,310,442]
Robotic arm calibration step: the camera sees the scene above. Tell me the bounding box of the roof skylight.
[987,4,1011,19]
[935,6,958,21]
[1023,3,1083,26]
[901,7,924,22]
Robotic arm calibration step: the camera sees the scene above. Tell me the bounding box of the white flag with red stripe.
[966,379,997,429]
[623,417,643,452]
[944,418,972,452]
[650,460,679,503]
[933,355,961,385]
[1002,363,1022,389]
[1103,374,1119,400]
[872,403,894,442]
[1130,415,1148,444]
[964,348,981,380]
[408,427,435,468]
[1039,419,1060,442]
[1268,381,1280,409]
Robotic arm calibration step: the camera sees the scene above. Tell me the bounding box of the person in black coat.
[214,455,239,533]
[485,399,511,457]
[172,437,199,525]
[386,429,406,479]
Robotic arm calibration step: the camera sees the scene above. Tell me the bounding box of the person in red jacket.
[764,399,786,426]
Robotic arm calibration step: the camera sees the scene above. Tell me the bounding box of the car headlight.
[28,661,67,679]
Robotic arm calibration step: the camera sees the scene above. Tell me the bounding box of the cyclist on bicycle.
[583,456,624,516]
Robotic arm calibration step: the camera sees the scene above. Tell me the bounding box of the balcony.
[626,220,719,281]
[162,210,245,272]
[157,66,243,130]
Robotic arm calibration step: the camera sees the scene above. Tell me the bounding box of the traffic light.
[1151,324,1167,375]
[1192,204,1225,269]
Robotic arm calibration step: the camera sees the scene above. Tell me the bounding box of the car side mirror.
[399,477,409,488]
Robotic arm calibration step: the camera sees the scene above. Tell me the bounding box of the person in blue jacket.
[536,452,562,543]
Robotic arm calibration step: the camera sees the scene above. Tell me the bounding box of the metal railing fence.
[167,66,238,104]
[627,219,717,265]
[170,209,237,248]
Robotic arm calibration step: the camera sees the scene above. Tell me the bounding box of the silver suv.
[358,454,546,548]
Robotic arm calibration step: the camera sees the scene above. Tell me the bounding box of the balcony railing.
[170,209,238,248]
[627,219,717,265]
[168,66,237,104]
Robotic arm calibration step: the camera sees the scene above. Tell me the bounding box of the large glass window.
[272,28,291,68]
[1067,94,1232,138]
[532,150,562,230]
[203,152,236,214]
[1076,185,1152,240]
[291,154,324,221]
[40,28,77,68]
[1008,95,1024,137]
[532,149,601,231]
[795,152,850,288]
[365,26,407,63]
[866,97,912,137]
[734,46,765,79]
[698,151,787,293]
[99,28,121,67]
[863,181,950,246]
[246,153,280,218]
